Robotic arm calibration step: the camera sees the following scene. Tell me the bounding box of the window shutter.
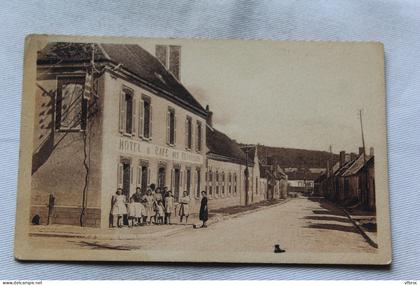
[132,97,137,137]
[180,169,183,189]
[117,163,123,188]
[202,124,205,152]
[137,166,141,187]
[130,166,133,184]
[184,118,188,148]
[174,112,177,145]
[195,169,199,197]
[196,123,199,151]
[149,104,153,138]
[166,110,170,144]
[171,168,174,189]
[191,120,194,150]
[119,91,125,133]
[147,168,151,186]
[139,100,144,138]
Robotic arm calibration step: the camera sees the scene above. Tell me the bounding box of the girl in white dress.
[127,196,136,227]
[111,188,127,228]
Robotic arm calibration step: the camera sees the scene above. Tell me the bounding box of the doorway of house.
[122,161,130,225]
[174,168,180,201]
[158,167,166,189]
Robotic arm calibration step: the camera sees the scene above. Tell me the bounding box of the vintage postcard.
[14,35,391,264]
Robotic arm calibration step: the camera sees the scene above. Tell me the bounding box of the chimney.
[345,153,351,163]
[359,147,364,155]
[369,147,374,156]
[350,152,357,161]
[206,105,213,127]
[155,45,181,80]
[339,151,346,168]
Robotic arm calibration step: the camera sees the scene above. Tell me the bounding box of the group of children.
[110,184,191,228]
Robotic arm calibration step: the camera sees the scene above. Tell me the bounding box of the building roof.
[37,42,206,116]
[342,154,374,177]
[206,125,249,165]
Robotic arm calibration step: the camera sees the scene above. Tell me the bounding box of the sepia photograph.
[14,35,391,264]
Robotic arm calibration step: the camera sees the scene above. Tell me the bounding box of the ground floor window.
[196,168,201,198]
[256,177,259,194]
[228,172,232,194]
[215,171,219,195]
[172,167,181,201]
[234,173,237,194]
[118,159,131,199]
[186,168,191,195]
[221,172,225,195]
[157,166,166,189]
[140,165,148,191]
[208,170,213,196]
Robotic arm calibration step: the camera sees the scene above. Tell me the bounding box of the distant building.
[285,168,324,194]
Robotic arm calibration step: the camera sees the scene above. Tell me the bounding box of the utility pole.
[244,147,249,206]
[329,144,335,200]
[359,109,368,209]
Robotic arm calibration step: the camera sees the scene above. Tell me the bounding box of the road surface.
[30,197,376,253]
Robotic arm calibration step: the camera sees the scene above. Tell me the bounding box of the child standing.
[156,201,165,225]
[164,191,174,224]
[127,196,136,228]
[111,188,127,228]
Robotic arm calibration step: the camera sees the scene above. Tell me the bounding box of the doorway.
[122,162,130,199]
[174,168,180,201]
[158,167,166,189]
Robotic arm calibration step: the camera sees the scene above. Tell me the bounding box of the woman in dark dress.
[199,191,208,228]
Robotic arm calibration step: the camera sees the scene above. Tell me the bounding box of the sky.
[140,39,385,154]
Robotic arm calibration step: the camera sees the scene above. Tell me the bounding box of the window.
[185,116,193,149]
[215,171,219,195]
[119,87,136,135]
[157,166,166,189]
[196,121,202,152]
[228,173,232,194]
[208,170,213,196]
[139,96,152,139]
[195,168,201,198]
[118,159,132,199]
[186,168,191,195]
[56,76,87,131]
[234,174,237,194]
[221,172,225,195]
[167,107,176,145]
[172,168,181,201]
[256,177,259,194]
[136,161,150,192]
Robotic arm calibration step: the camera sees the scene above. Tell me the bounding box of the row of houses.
[314,148,375,211]
[31,42,288,228]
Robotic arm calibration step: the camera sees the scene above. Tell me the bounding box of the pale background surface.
[0,0,419,279]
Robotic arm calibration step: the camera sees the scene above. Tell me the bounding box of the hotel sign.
[118,137,204,165]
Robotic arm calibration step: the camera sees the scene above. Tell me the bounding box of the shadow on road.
[305,223,358,233]
[303,215,350,223]
[303,197,357,234]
